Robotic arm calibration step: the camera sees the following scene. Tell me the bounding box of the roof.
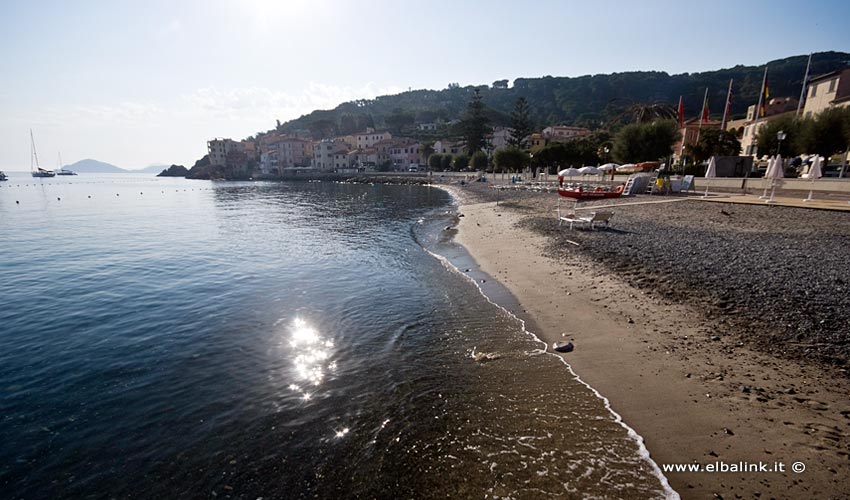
[808,69,844,83]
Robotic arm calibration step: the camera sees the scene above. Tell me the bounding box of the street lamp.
[776,130,787,156]
[603,146,613,181]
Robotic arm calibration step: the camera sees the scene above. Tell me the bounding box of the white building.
[312,140,349,171]
[434,139,464,155]
[541,125,591,141]
[356,130,392,149]
[489,127,513,150]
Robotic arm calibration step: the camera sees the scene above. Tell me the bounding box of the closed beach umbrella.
[803,156,823,202]
[766,154,784,203]
[759,157,776,199]
[702,156,716,197]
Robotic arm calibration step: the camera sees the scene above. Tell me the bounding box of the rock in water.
[157,164,190,177]
[554,341,574,353]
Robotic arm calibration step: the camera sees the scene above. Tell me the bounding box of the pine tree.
[508,97,533,150]
[461,89,490,154]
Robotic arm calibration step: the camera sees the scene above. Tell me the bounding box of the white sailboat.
[30,130,55,178]
[55,152,77,175]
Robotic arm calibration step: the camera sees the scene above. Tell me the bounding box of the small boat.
[56,154,77,175]
[30,130,55,178]
[557,183,624,200]
[0,171,8,181]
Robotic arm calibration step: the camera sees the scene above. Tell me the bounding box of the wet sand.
[442,183,850,500]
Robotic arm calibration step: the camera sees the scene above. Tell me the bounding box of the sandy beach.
[442,182,849,500]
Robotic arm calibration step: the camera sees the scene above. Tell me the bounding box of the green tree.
[385,108,415,135]
[797,107,850,157]
[460,88,491,154]
[756,115,802,157]
[421,141,435,166]
[453,153,470,171]
[470,151,488,170]
[428,153,443,170]
[612,120,680,163]
[508,97,533,150]
[493,146,530,172]
[492,79,509,89]
[441,154,453,171]
[685,128,742,163]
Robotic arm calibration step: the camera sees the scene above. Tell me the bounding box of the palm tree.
[607,99,678,127]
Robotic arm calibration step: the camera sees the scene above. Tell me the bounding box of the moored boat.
[557,184,624,200]
[0,171,8,181]
[29,130,55,178]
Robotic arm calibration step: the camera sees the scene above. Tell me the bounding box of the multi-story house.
[738,98,798,156]
[433,139,464,155]
[389,142,421,170]
[528,125,592,153]
[673,118,723,161]
[312,139,349,171]
[207,138,243,167]
[541,125,592,142]
[356,130,392,149]
[802,68,850,118]
[489,127,513,151]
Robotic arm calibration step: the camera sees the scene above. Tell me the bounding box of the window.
[810,85,817,97]
[828,79,837,92]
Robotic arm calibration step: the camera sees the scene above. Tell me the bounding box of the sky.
[1,0,849,171]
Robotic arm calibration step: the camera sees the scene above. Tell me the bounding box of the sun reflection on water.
[286,317,336,400]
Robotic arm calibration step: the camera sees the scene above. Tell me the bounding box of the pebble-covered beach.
[451,182,850,369]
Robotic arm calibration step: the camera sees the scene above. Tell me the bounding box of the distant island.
[59,159,175,174]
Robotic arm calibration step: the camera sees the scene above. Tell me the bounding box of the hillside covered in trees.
[275,51,849,139]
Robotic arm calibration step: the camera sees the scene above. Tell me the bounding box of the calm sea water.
[0,173,674,499]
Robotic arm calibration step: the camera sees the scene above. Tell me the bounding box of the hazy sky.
[1,0,848,170]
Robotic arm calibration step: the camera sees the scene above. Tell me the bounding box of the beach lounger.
[558,210,614,230]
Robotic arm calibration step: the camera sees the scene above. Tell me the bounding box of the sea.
[0,173,675,499]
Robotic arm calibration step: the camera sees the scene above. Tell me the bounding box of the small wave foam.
[423,244,680,500]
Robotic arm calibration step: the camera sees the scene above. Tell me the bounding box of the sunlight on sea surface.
[0,174,672,499]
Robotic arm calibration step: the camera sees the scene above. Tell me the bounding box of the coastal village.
[203,66,850,179]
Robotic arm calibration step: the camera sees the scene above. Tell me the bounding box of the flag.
[677,96,684,128]
[701,93,710,123]
[760,69,770,118]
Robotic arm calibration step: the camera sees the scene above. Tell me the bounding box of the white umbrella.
[766,154,784,204]
[803,156,823,202]
[578,166,601,175]
[598,163,619,171]
[702,156,717,197]
[616,163,637,173]
[759,157,776,199]
[558,167,581,177]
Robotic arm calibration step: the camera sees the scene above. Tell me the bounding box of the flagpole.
[752,66,768,160]
[721,79,733,131]
[677,96,685,172]
[696,87,708,144]
[796,53,812,118]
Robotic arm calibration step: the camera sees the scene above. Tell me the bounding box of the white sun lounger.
[558,210,614,230]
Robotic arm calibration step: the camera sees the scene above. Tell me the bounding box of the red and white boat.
[557,183,624,200]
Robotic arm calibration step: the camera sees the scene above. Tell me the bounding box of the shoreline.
[439,183,849,500]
